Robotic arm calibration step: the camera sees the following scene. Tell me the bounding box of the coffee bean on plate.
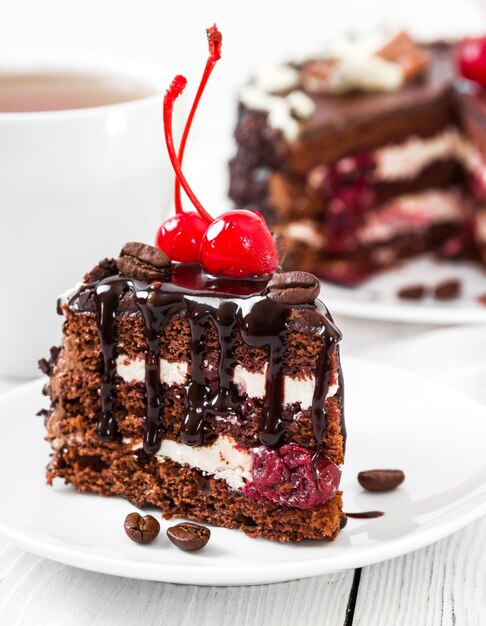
[116,242,170,281]
[433,279,461,300]
[124,512,160,544]
[357,469,405,492]
[397,284,427,300]
[166,522,211,551]
[267,271,320,304]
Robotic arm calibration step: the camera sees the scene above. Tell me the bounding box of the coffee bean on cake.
[116,242,171,281]
[167,522,211,551]
[124,512,160,544]
[267,271,320,304]
[357,469,405,492]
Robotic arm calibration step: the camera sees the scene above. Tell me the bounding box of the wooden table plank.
[0,539,354,626]
[353,517,486,626]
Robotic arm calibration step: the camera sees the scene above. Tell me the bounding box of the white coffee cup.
[0,54,173,378]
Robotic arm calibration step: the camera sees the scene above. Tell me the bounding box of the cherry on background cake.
[40,26,346,543]
[229,31,486,285]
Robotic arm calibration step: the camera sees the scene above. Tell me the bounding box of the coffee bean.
[478,293,486,307]
[397,284,427,300]
[357,469,405,492]
[116,242,171,281]
[124,512,160,544]
[166,522,210,551]
[267,271,320,304]
[433,279,461,300]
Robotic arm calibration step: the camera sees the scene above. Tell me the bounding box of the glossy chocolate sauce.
[344,511,384,519]
[83,264,342,455]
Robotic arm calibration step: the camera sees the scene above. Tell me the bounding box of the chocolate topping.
[376,31,429,81]
[83,258,118,284]
[116,242,171,281]
[38,346,61,377]
[344,511,384,519]
[69,263,342,456]
[267,271,320,304]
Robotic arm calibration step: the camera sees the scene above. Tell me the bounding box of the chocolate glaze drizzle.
[344,511,384,519]
[82,264,342,455]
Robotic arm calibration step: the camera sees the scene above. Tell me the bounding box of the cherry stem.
[172,24,222,219]
[163,75,214,223]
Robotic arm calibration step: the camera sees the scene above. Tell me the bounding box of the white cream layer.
[374,128,462,181]
[157,435,253,491]
[116,354,338,410]
[124,434,252,490]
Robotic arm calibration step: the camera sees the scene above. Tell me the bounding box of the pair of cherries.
[155,25,278,278]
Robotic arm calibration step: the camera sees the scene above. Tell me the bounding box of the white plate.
[363,325,486,406]
[323,256,486,324]
[1,357,485,586]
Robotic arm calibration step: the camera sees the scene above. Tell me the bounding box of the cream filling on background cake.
[357,189,463,245]
[116,354,338,409]
[281,189,464,249]
[374,128,462,181]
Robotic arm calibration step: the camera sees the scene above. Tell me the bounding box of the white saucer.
[1,356,485,586]
[323,256,486,324]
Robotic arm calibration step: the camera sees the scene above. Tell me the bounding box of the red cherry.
[200,210,279,277]
[155,212,208,263]
[161,27,279,278]
[457,37,486,85]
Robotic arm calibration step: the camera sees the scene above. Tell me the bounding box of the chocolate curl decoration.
[173,24,223,216]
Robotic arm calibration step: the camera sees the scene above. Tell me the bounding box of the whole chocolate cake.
[40,26,346,543]
[229,31,486,285]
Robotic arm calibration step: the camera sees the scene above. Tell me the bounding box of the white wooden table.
[1,317,485,626]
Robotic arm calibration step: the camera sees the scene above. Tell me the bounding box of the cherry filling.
[312,152,376,255]
[156,25,279,278]
[244,443,340,510]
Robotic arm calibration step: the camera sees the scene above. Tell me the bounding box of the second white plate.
[323,256,486,324]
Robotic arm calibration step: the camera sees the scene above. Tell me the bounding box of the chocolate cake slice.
[229,32,486,285]
[43,248,344,542]
[41,26,345,543]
